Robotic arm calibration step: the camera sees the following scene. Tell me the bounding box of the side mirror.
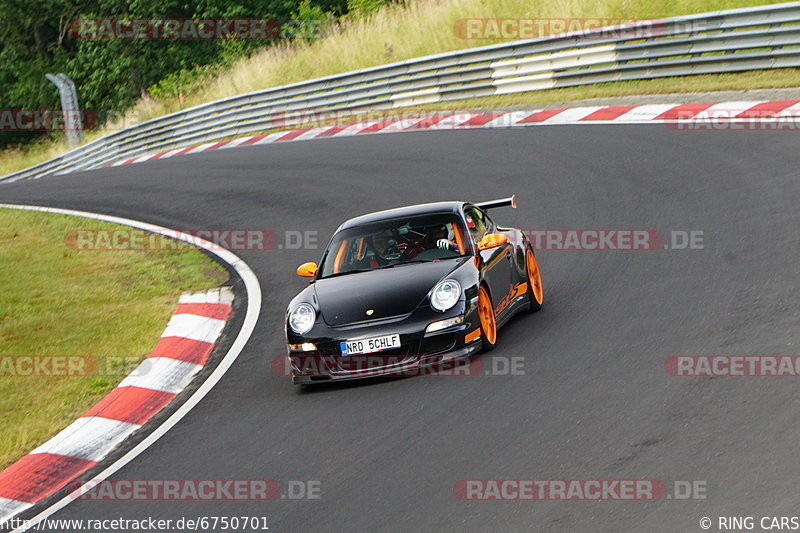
[477,233,508,251]
[296,262,317,277]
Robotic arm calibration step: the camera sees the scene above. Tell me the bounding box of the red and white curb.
[0,287,233,522]
[105,100,800,168]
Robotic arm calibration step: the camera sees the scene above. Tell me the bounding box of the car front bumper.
[289,340,483,384]
[286,303,483,384]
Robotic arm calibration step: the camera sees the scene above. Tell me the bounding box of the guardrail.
[4,1,799,182]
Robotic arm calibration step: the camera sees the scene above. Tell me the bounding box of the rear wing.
[475,195,517,210]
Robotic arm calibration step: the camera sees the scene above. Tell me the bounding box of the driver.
[363,232,397,267]
[430,224,458,252]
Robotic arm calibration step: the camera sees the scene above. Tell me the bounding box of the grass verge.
[0,209,229,470]
[0,0,792,176]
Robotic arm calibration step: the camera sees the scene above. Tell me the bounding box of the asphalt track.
[3,125,800,532]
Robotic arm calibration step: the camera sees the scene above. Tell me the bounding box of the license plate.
[340,334,401,356]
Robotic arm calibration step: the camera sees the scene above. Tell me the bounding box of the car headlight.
[426,316,464,333]
[288,342,317,352]
[430,279,461,312]
[288,303,316,334]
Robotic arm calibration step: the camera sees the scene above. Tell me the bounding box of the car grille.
[421,333,456,355]
[326,312,413,330]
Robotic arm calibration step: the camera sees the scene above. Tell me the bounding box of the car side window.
[482,210,496,233]
[464,207,488,244]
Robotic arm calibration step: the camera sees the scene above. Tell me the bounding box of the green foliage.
[0,0,348,150]
[281,1,336,42]
[147,66,214,100]
[347,0,387,19]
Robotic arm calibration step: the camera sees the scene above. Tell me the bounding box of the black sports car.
[284,196,543,383]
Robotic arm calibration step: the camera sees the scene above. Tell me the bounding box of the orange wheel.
[526,249,543,312]
[477,285,497,351]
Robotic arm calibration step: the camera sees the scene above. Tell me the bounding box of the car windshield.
[318,213,470,278]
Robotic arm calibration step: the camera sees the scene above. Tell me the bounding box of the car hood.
[314,258,465,326]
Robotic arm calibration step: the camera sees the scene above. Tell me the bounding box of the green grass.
[0,0,792,176]
[0,209,228,469]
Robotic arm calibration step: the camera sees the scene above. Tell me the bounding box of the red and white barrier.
[106,100,800,168]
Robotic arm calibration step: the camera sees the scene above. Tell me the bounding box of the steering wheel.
[384,239,403,260]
